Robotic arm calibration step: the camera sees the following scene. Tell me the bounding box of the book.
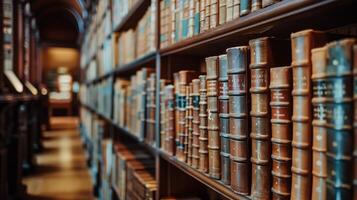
[160,80,169,150]
[240,0,250,16]
[226,0,234,22]
[251,0,262,12]
[219,0,227,25]
[210,0,219,29]
[218,54,230,185]
[311,46,328,200]
[232,0,240,19]
[249,37,291,199]
[199,75,209,173]
[146,73,156,146]
[164,85,176,156]
[206,56,221,179]
[353,44,357,200]
[290,29,327,200]
[325,39,355,199]
[187,84,193,165]
[270,66,292,200]
[192,79,201,169]
[227,46,250,195]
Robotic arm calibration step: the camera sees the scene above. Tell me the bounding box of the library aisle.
[23,117,94,200]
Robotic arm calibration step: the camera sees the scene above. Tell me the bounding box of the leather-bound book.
[160,80,168,150]
[290,29,327,200]
[249,37,291,200]
[251,0,262,12]
[174,73,180,155]
[204,0,210,32]
[311,46,328,200]
[270,66,292,200]
[227,46,250,195]
[146,73,156,146]
[184,85,190,164]
[240,0,250,16]
[178,71,198,162]
[199,75,209,173]
[262,0,280,8]
[165,85,176,156]
[325,39,355,199]
[210,0,219,29]
[233,0,240,19]
[353,44,357,200]
[219,0,227,25]
[226,0,234,22]
[200,0,206,33]
[192,79,201,169]
[187,84,194,166]
[219,54,230,185]
[139,68,154,141]
[206,56,221,179]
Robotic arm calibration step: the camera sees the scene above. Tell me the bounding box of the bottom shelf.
[159,150,250,200]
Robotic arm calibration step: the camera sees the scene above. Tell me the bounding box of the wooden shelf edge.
[159,150,251,200]
[159,0,351,56]
[112,0,151,33]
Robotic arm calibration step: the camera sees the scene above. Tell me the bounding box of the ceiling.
[30,0,89,46]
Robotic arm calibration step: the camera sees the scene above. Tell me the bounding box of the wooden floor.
[23,117,95,200]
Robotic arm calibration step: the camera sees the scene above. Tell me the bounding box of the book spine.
[270,66,292,199]
[188,0,195,38]
[353,44,357,200]
[311,46,328,200]
[219,0,227,25]
[227,46,250,195]
[187,84,194,165]
[160,80,167,150]
[210,0,218,29]
[178,80,187,162]
[200,0,206,33]
[194,0,200,35]
[192,79,201,169]
[219,54,230,185]
[174,72,180,156]
[251,0,262,12]
[326,39,355,199]
[226,0,234,22]
[165,85,176,156]
[206,56,221,179]
[204,0,210,32]
[199,75,209,173]
[290,30,326,200]
[240,0,250,16]
[146,73,156,146]
[249,37,271,200]
[185,85,191,164]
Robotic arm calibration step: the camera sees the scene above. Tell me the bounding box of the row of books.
[160,0,281,48]
[112,68,156,144]
[112,0,141,29]
[159,29,357,199]
[117,2,157,67]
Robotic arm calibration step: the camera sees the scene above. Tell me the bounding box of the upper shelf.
[160,0,357,57]
[112,0,151,33]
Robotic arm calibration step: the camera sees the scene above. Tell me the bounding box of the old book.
[194,0,200,35]
[199,75,209,173]
[204,0,210,31]
[326,39,355,199]
[181,0,189,39]
[146,73,156,146]
[165,85,176,156]
[178,71,199,162]
[200,0,206,33]
[174,72,180,154]
[311,46,328,200]
[251,0,262,12]
[270,66,292,200]
[219,54,230,185]
[160,80,168,150]
[240,0,250,16]
[131,169,157,200]
[262,0,280,7]
[219,0,227,25]
[226,0,234,22]
[192,79,201,169]
[206,56,221,179]
[139,68,154,141]
[290,29,327,200]
[249,37,291,200]
[227,46,250,195]
[187,84,194,165]
[353,44,357,200]
[232,0,240,19]
[210,0,219,29]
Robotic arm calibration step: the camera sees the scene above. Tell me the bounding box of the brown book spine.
[290,29,327,200]
[227,46,250,195]
[187,84,194,165]
[160,80,167,150]
[326,39,355,199]
[219,54,230,185]
[206,56,221,179]
[174,73,180,156]
[199,75,209,173]
[192,79,201,169]
[210,0,219,29]
[146,73,156,146]
[353,44,357,200]
[200,0,206,33]
[311,46,328,200]
[251,0,262,12]
[204,0,210,32]
[165,85,175,156]
[219,0,227,25]
[184,85,190,163]
[270,66,292,200]
[249,37,271,200]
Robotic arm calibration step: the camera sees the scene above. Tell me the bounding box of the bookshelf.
[79,0,357,199]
